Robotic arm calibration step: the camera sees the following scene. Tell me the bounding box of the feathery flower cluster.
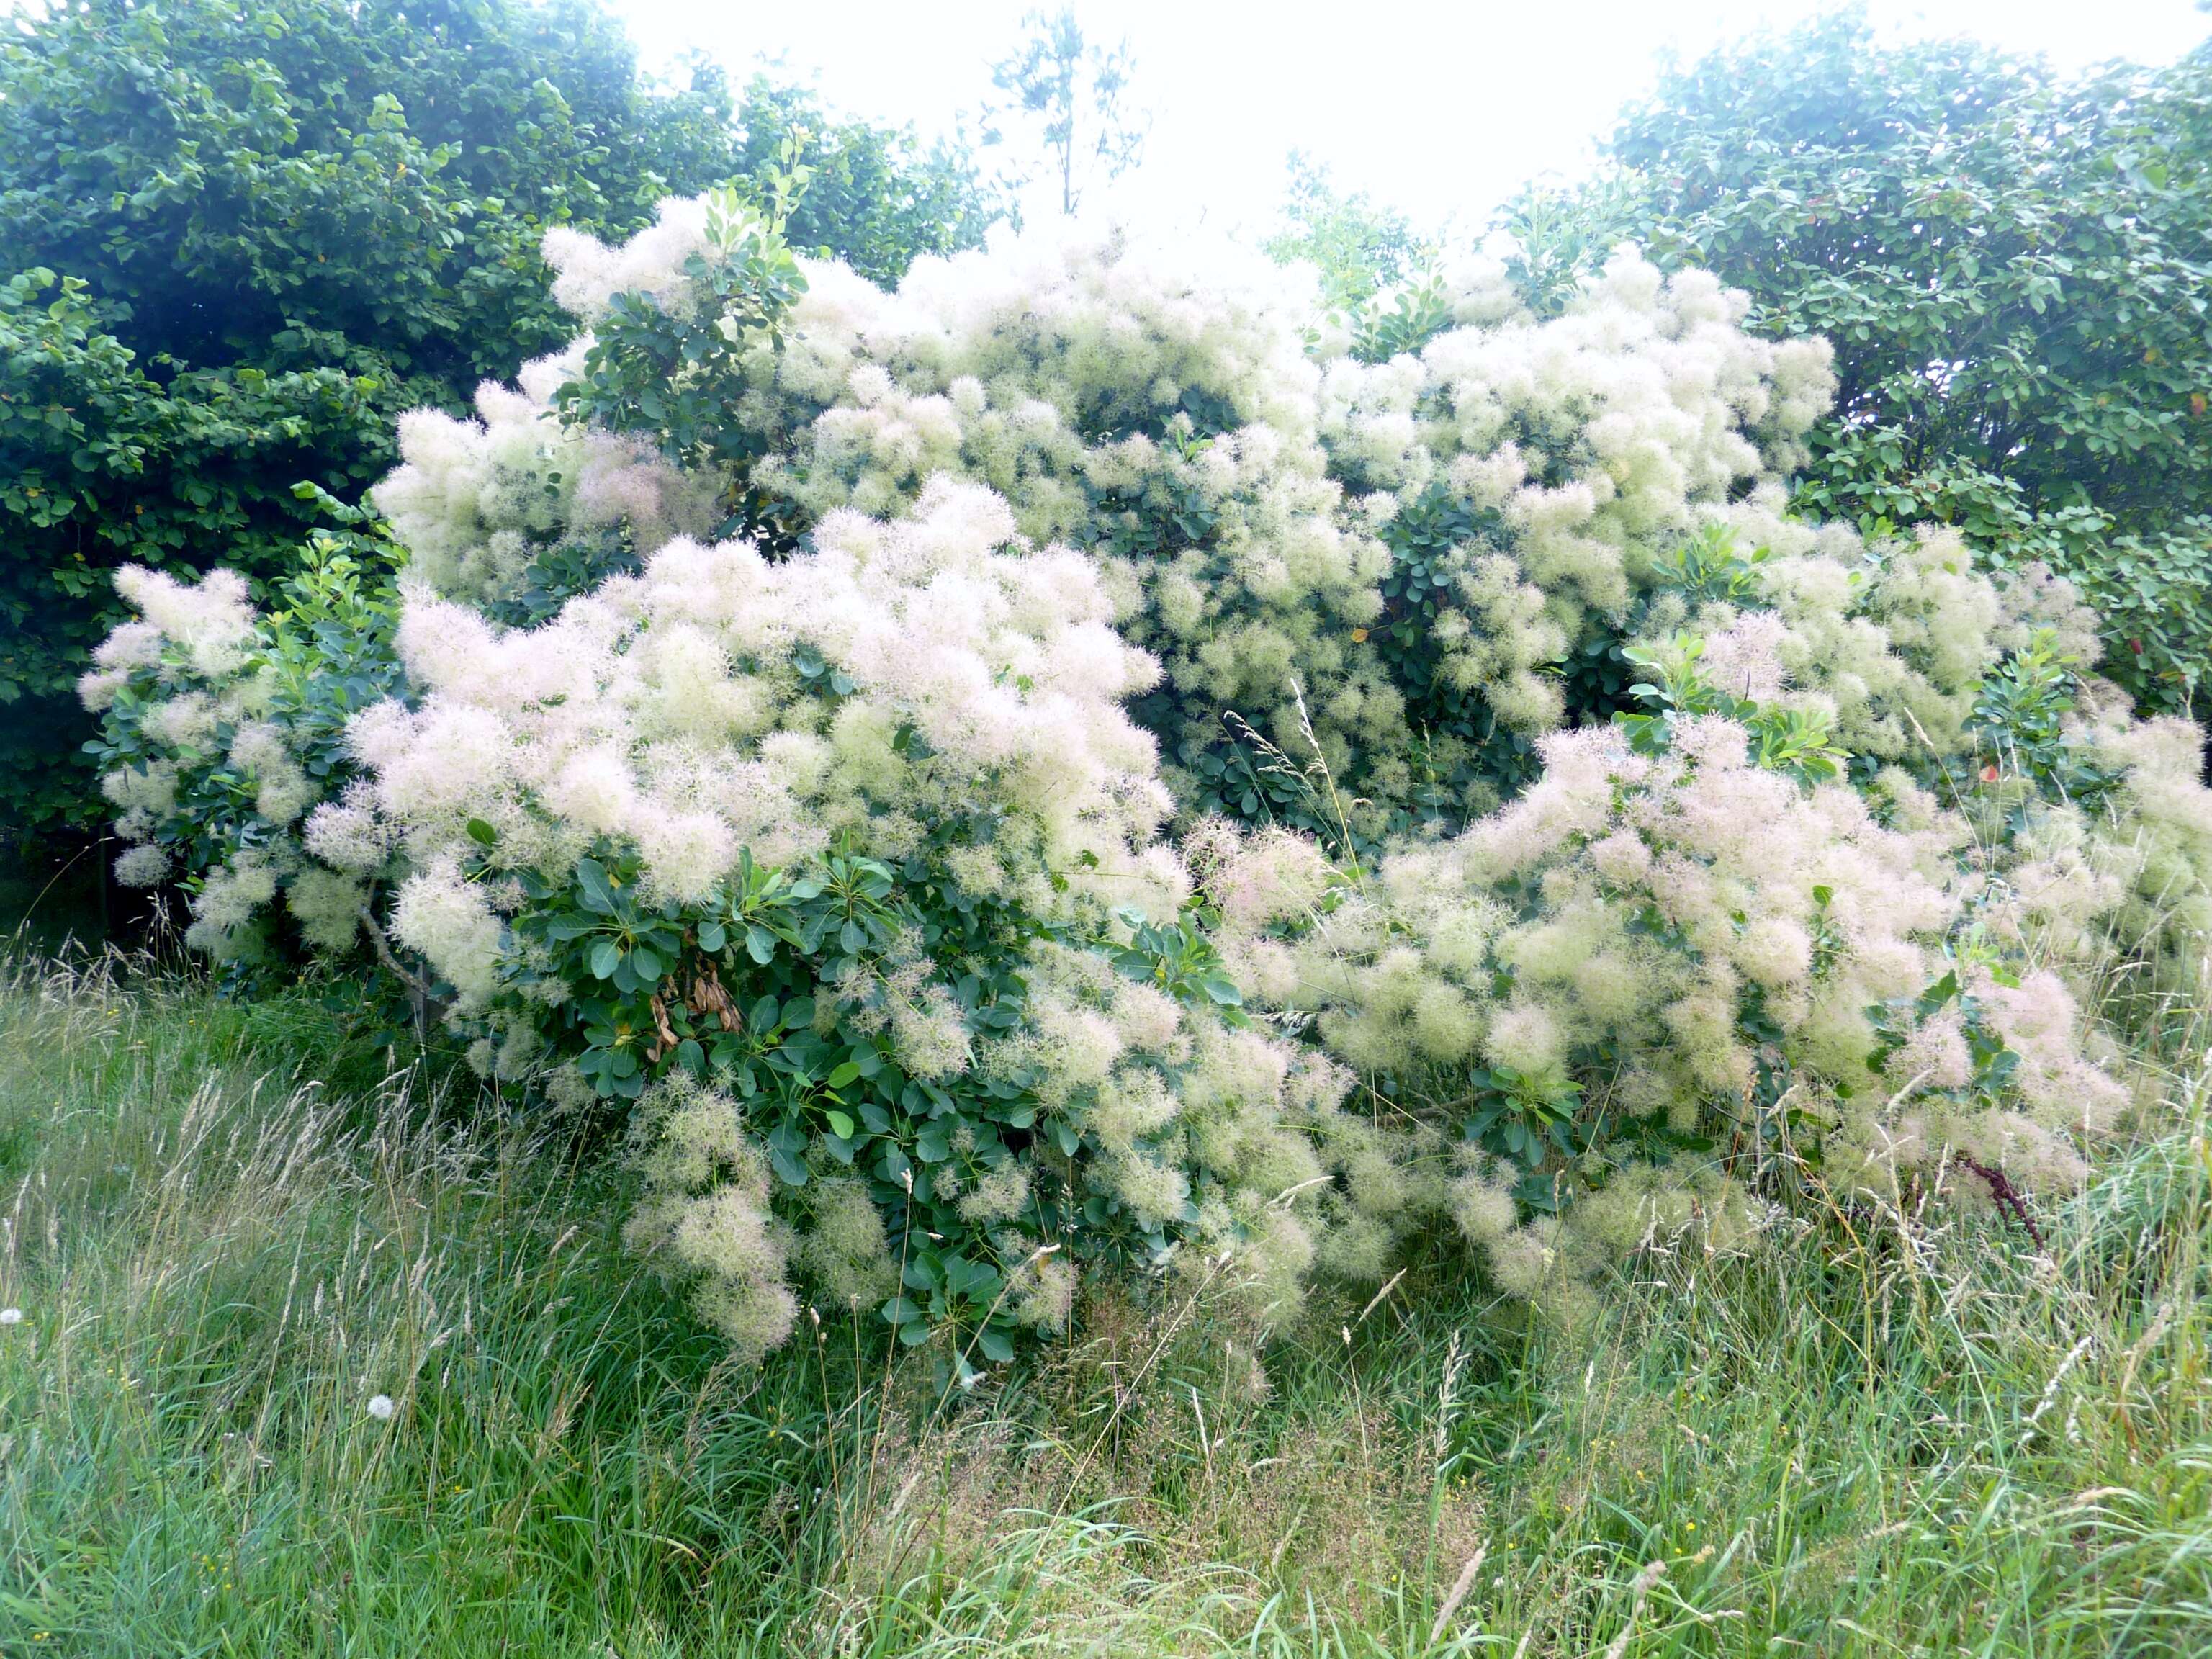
[388,218,1408,808]
[1201,716,2131,1323]
[78,557,390,958]
[624,1072,799,1362]
[373,349,720,611]
[363,476,1178,986]
[1316,253,1833,785]
[1981,696,2212,990]
[745,227,1409,798]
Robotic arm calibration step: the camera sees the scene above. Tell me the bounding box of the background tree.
[0,0,993,858]
[1264,153,1439,315]
[1500,12,2212,724]
[983,7,1148,220]
[732,74,995,286]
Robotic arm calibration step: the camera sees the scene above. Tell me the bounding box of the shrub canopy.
[83,184,2212,1367]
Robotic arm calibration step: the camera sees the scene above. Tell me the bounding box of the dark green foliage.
[1458,1062,1588,1210]
[1502,13,2212,724]
[1,265,386,836]
[488,830,1240,1366]
[1,0,994,847]
[734,76,994,287]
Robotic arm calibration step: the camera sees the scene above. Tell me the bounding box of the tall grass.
[2,952,2208,1655]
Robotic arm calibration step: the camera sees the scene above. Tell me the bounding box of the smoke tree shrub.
[153,469,1352,1362]
[79,515,403,962]
[1198,714,2128,1326]
[84,197,2212,1359]
[372,221,1848,845]
[405,214,1406,830]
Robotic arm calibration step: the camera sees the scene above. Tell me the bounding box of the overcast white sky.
[616,0,2209,239]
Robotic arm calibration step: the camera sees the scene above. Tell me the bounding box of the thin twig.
[359,904,432,1048]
